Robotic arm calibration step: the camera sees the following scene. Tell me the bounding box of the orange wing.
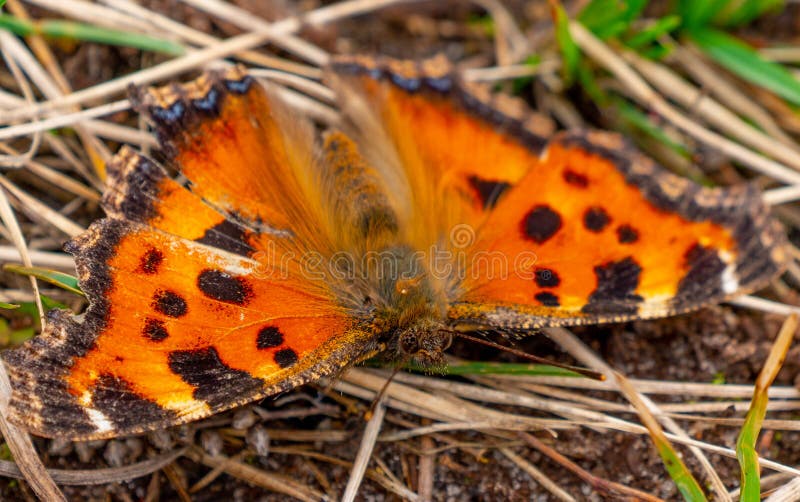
[4,68,373,439]
[328,56,786,329]
[327,55,555,252]
[452,131,786,327]
[133,68,293,231]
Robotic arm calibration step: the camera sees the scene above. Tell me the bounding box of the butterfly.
[3,55,786,439]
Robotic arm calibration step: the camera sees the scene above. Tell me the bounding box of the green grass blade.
[656,441,709,501]
[617,373,708,501]
[3,264,83,296]
[713,0,783,27]
[678,0,732,29]
[690,27,800,106]
[8,326,34,344]
[376,360,588,377]
[0,14,185,55]
[0,301,19,309]
[428,361,587,377]
[578,0,647,40]
[625,15,681,49]
[577,63,608,105]
[615,99,690,157]
[736,314,797,500]
[555,5,579,86]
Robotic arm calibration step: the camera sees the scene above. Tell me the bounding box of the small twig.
[544,327,728,499]
[499,447,575,501]
[0,448,186,485]
[627,50,800,172]
[417,432,435,501]
[765,478,800,502]
[187,446,323,501]
[0,99,131,140]
[569,21,800,185]
[180,0,330,66]
[672,45,797,148]
[0,247,74,270]
[342,393,388,502]
[518,432,665,501]
[730,295,800,316]
[4,0,429,124]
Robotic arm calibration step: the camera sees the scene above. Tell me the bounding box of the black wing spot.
[582,257,643,315]
[195,219,254,257]
[274,348,299,368]
[142,318,169,341]
[168,346,262,408]
[256,326,284,349]
[563,169,589,188]
[534,268,560,288]
[467,175,512,209]
[616,224,639,244]
[534,292,560,307]
[521,205,562,243]
[152,290,187,318]
[197,269,253,305]
[139,248,164,275]
[583,207,611,232]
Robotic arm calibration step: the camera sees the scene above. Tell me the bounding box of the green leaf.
[555,5,580,86]
[13,296,67,320]
[678,0,732,29]
[3,264,83,296]
[639,43,674,60]
[9,326,34,344]
[467,13,495,37]
[655,439,709,501]
[690,28,800,106]
[615,100,690,156]
[578,63,608,105]
[511,54,540,95]
[625,15,681,49]
[0,14,185,55]
[713,0,784,27]
[736,315,795,501]
[407,361,588,377]
[0,301,19,309]
[578,0,647,39]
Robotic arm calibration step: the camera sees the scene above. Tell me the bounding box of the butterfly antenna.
[364,363,404,421]
[444,329,605,381]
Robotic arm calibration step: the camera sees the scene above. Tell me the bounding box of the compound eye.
[399,332,419,355]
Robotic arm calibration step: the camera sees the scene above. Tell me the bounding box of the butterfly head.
[395,317,452,370]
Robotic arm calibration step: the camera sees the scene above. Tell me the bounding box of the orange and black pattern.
[3,57,786,439]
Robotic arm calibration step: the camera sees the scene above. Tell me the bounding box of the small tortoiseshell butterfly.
[3,56,787,439]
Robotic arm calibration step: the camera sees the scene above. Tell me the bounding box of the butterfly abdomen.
[322,131,398,243]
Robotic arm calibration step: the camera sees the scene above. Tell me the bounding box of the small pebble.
[125,438,144,460]
[246,424,270,457]
[47,437,73,457]
[200,430,224,457]
[232,408,257,430]
[148,429,174,451]
[103,440,127,467]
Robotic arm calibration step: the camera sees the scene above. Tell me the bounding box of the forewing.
[4,69,372,439]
